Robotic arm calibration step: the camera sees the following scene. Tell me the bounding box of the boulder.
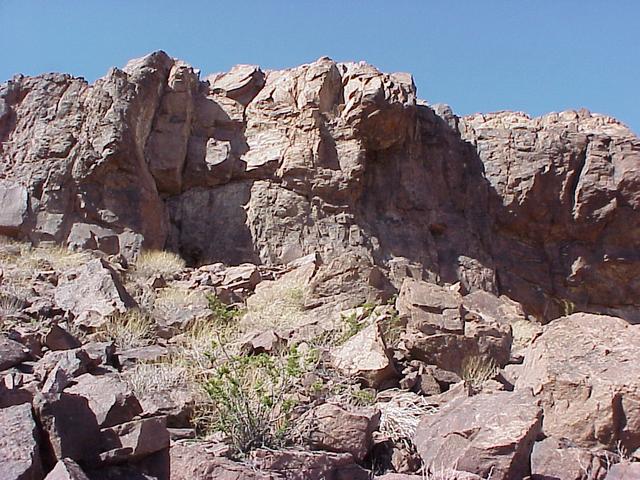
[250,448,370,480]
[170,442,275,480]
[100,416,169,462]
[0,180,28,236]
[396,278,463,334]
[43,325,82,351]
[605,463,640,480]
[65,373,143,427]
[302,403,379,462]
[45,459,91,480]
[0,403,43,480]
[331,322,398,388]
[54,259,134,325]
[34,392,101,464]
[516,313,640,451]
[413,390,542,480]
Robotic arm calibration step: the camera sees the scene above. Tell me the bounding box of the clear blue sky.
[1,1,638,133]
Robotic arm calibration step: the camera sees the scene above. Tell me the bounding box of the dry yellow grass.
[99,310,154,349]
[241,271,310,330]
[134,250,185,279]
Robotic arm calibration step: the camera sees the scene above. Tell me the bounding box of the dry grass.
[134,250,185,279]
[242,272,310,330]
[460,354,498,391]
[376,389,438,448]
[99,310,154,349]
[1,240,91,289]
[122,361,190,397]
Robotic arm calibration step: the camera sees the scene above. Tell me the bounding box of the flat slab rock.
[413,390,542,480]
[516,313,640,452]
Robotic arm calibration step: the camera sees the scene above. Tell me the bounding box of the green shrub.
[201,347,303,456]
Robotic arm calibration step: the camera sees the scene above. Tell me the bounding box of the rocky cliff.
[1,50,639,321]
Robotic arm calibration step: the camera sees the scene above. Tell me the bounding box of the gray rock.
[0,403,43,480]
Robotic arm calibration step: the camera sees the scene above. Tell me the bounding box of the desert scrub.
[133,250,185,279]
[207,294,242,327]
[99,310,153,349]
[201,348,304,456]
[122,361,190,397]
[460,354,498,393]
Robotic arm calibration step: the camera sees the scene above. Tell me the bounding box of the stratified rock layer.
[1,52,639,321]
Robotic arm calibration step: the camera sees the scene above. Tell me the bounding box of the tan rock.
[331,322,398,388]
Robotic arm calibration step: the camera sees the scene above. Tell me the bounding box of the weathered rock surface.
[65,373,142,427]
[0,335,29,370]
[0,403,43,480]
[331,322,397,388]
[2,53,638,320]
[413,390,542,479]
[516,313,640,452]
[302,403,379,462]
[530,437,607,480]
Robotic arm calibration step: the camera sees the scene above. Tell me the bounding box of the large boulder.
[45,459,90,480]
[413,390,542,480]
[34,392,101,464]
[516,313,640,451]
[0,403,43,480]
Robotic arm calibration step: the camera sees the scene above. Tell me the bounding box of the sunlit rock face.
[2,51,639,320]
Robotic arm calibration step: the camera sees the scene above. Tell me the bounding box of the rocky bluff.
[1,51,639,321]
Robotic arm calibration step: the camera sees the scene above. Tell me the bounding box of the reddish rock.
[65,373,142,428]
[250,448,370,480]
[302,403,379,462]
[413,390,542,480]
[45,459,90,480]
[170,442,275,480]
[34,392,101,464]
[530,437,607,480]
[0,335,29,370]
[100,416,169,462]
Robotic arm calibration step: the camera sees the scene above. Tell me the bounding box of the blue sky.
[1,1,638,133]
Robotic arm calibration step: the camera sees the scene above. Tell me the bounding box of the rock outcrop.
[2,52,639,320]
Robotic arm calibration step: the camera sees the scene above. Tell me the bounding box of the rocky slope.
[1,52,639,479]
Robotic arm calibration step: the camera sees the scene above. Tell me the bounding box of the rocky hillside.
[0,51,639,479]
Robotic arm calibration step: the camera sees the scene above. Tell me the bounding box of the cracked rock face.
[1,51,639,320]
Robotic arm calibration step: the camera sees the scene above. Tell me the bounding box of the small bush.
[123,361,189,397]
[202,349,302,456]
[242,273,309,330]
[134,250,185,279]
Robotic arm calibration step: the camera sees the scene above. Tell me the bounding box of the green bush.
[202,348,302,456]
